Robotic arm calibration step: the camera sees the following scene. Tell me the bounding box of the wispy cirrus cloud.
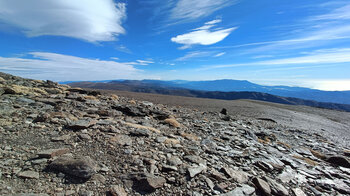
[214,52,226,57]
[144,0,237,28]
[200,48,350,70]
[215,2,350,54]
[169,0,236,23]
[0,0,126,42]
[176,51,212,61]
[171,19,237,49]
[125,59,155,66]
[0,52,142,81]
[311,3,350,21]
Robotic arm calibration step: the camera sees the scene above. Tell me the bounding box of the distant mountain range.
[67,79,350,112]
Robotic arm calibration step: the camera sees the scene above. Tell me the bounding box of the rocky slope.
[0,72,350,196]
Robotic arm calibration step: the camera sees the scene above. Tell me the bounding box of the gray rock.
[69,119,97,130]
[37,148,70,158]
[167,156,183,166]
[255,160,274,172]
[79,190,94,196]
[263,176,289,196]
[18,171,39,179]
[221,167,249,183]
[188,164,207,178]
[131,173,166,193]
[162,165,178,172]
[130,129,151,137]
[292,188,306,196]
[220,184,255,196]
[204,176,214,190]
[252,177,271,195]
[278,166,295,183]
[51,135,71,142]
[48,156,96,179]
[184,155,206,165]
[78,133,91,140]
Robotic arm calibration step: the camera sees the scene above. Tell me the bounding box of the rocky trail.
[0,72,350,196]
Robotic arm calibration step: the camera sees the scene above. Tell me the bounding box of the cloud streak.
[176,51,212,61]
[213,2,350,54]
[200,48,350,70]
[0,52,141,81]
[169,0,236,23]
[171,20,237,49]
[0,0,126,42]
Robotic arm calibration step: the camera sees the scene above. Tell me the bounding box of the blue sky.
[0,0,350,90]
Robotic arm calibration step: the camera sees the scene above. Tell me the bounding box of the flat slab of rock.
[37,148,70,158]
[69,119,97,130]
[188,164,207,178]
[264,176,289,196]
[220,184,255,196]
[18,171,39,179]
[131,173,166,193]
[292,188,307,196]
[253,177,271,195]
[221,167,249,183]
[51,135,71,142]
[48,156,96,179]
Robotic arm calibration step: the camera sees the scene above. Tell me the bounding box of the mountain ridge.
[63,79,350,105]
[68,80,350,112]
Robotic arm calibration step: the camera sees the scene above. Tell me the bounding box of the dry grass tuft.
[310,149,326,160]
[110,94,119,100]
[128,100,136,104]
[164,138,180,145]
[84,95,98,100]
[293,155,318,166]
[277,141,291,148]
[180,132,199,141]
[164,118,182,128]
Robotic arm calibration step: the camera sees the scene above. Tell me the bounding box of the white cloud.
[214,52,226,57]
[171,20,237,49]
[0,52,141,81]
[0,0,126,42]
[132,60,154,65]
[169,0,235,23]
[176,51,212,61]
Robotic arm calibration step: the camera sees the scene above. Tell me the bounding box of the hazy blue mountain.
[68,80,350,112]
[120,79,350,105]
[64,79,350,105]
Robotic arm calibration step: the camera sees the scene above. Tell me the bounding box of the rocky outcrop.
[0,72,350,195]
